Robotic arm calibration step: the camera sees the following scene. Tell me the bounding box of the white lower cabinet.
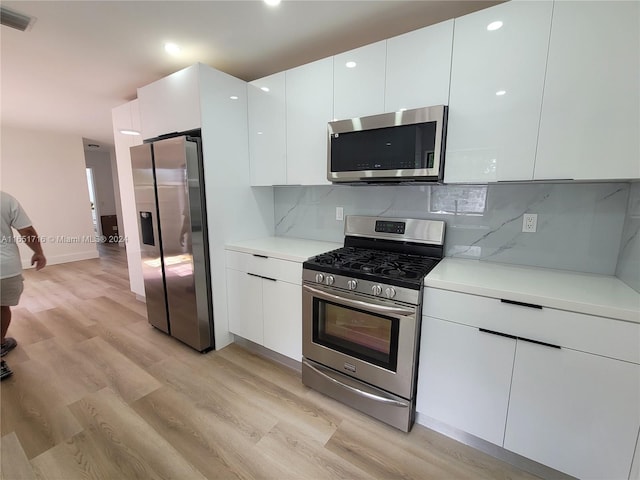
[504,341,640,480]
[225,250,303,361]
[263,279,302,361]
[418,287,640,479]
[631,427,640,480]
[417,316,515,445]
[226,268,263,345]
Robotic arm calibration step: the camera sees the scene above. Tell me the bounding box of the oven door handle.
[303,284,415,317]
[302,360,409,408]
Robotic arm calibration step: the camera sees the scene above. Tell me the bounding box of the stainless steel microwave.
[327,105,447,183]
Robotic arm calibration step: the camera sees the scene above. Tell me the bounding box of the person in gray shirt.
[1,191,46,380]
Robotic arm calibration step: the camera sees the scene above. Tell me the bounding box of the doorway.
[86,167,100,236]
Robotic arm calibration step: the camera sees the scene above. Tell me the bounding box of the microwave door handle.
[303,284,415,317]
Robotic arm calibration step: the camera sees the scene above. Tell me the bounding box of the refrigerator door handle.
[139,211,155,246]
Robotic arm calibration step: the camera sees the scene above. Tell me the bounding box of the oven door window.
[313,298,399,372]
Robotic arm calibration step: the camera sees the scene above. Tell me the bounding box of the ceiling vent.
[1,6,34,32]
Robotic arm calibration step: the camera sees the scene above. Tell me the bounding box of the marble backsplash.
[616,182,640,292]
[274,182,631,277]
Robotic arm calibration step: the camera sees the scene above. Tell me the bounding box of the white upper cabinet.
[534,1,640,181]
[385,20,454,112]
[248,73,287,186]
[286,58,333,185]
[333,41,387,120]
[137,64,202,139]
[444,1,553,183]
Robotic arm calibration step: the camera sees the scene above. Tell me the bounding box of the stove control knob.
[315,273,324,284]
[372,285,382,296]
[385,287,396,299]
[347,279,358,291]
[325,275,335,286]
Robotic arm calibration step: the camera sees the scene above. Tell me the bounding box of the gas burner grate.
[306,247,439,284]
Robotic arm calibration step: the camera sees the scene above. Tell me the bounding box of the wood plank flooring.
[1,244,540,479]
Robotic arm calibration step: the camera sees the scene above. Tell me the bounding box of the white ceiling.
[1,0,500,151]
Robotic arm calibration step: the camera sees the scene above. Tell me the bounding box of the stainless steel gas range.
[302,215,445,432]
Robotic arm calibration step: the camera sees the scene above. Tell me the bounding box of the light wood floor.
[1,244,540,480]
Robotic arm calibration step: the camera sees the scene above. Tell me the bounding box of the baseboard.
[415,413,576,480]
[21,249,99,269]
[231,336,302,373]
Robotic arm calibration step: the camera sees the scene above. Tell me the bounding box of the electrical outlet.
[522,213,537,233]
[336,207,344,221]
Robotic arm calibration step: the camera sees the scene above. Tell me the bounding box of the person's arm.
[16,226,46,271]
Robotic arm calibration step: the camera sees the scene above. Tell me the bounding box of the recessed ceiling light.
[487,21,503,31]
[345,61,357,68]
[119,129,141,136]
[257,132,264,135]
[264,0,281,6]
[230,95,239,100]
[164,42,181,55]
[495,90,507,96]
[260,86,270,92]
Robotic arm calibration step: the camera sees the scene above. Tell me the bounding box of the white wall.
[111,100,144,296]
[0,126,98,267]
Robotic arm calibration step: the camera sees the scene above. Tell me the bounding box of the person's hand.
[31,253,46,271]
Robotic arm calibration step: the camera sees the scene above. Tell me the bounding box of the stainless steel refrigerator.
[130,131,214,352]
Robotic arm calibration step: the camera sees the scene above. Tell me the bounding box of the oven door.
[302,282,419,399]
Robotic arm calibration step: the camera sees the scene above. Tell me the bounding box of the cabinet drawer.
[225,250,302,285]
[423,288,640,364]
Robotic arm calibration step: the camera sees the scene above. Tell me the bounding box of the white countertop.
[425,258,640,323]
[225,236,342,263]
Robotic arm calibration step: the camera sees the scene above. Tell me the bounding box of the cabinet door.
[416,316,516,446]
[226,268,263,345]
[534,1,640,181]
[631,427,640,480]
[286,58,333,185]
[504,341,640,480]
[262,280,302,361]
[248,73,287,186]
[385,20,453,112]
[333,41,386,120]
[444,1,552,183]
[137,64,201,140]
